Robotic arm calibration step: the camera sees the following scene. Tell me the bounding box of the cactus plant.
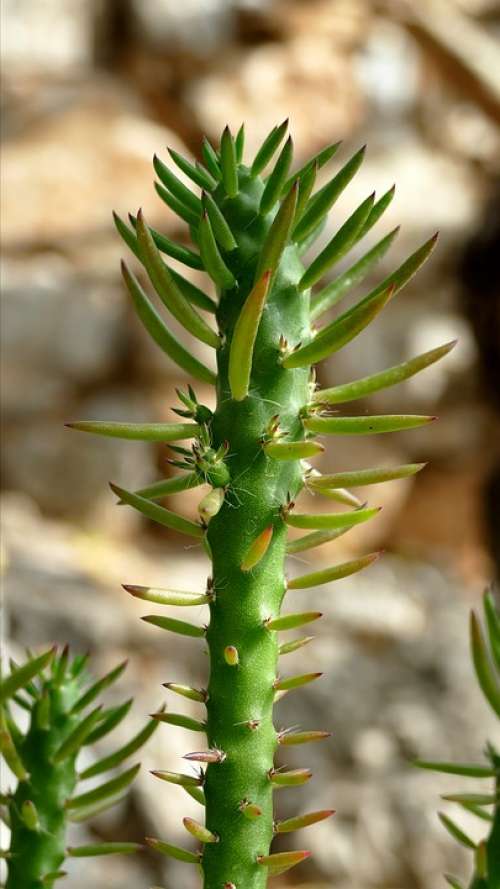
[68,122,455,887]
[0,646,157,888]
[415,590,500,888]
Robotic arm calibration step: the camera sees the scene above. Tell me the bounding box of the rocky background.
[1,1,500,887]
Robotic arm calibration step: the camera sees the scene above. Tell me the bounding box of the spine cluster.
[0,647,155,888]
[67,121,455,886]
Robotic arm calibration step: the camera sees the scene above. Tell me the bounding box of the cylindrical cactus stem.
[69,122,454,887]
[0,648,153,889]
[202,164,311,886]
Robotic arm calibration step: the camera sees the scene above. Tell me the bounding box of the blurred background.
[1,1,500,887]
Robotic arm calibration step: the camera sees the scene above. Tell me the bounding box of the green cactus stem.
[69,123,454,887]
[415,590,500,889]
[0,647,156,889]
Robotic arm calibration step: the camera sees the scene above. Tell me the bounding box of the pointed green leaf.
[317,232,439,324]
[470,610,500,717]
[53,645,70,684]
[154,180,200,227]
[278,730,330,745]
[66,763,140,810]
[72,661,126,714]
[313,341,456,404]
[438,812,476,849]
[0,728,28,780]
[113,211,141,259]
[414,760,496,778]
[278,636,314,655]
[311,486,363,507]
[183,816,218,843]
[67,790,128,823]
[128,214,203,269]
[286,526,350,554]
[299,192,375,291]
[275,809,334,833]
[66,418,199,442]
[170,268,216,314]
[282,141,341,193]
[285,505,380,530]
[199,212,236,290]
[202,192,237,251]
[266,611,322,631]
[293,145,366,243]
[0,648,54,703]
[68,842,142,857]
[358,184,396,237]
[304,414,436,435]
[444,876,465,889]
[146,837,200,863]
[442,793,498,805]
[120,262,216,384]
[136,210,220,348]
[256,181,298,281]
[220,126,238,197]
[124,584,211,606]
[274,672,322,691]
[202,138,221,179]
[257,850,310,873]
[83,699,133,745]
[251,120,289,176]
[141,615,205,638]
[484,590,500,671]
[185,784,206,806]
[229,271,272,400]
[152,712,206,732]
[168,147,216,191]
[79,716,160,780]
[259,136,293,215]
[293,161,318,225]
[263,440,324,460]
[164,683,206,703]
[311,227,399,319]
[153,154,202,215]
[269,769,312,786]
[283,283,393,368]
[53,706,103,762]
[128,472,201,502]
[110,483,204,539]
[309,463,426,489]
[288,552,380,589]
[151,769,202,788]
[235,124,245,162]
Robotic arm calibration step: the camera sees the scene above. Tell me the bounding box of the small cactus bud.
[240,525,273,572]
[20,800,40,832]
[239,799,262,819]
[224,646,239,666]
[198,487,225,523]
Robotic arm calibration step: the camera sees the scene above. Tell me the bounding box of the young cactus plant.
[415,590,500,889]
[68,122,455,887]
[0,646,157,888]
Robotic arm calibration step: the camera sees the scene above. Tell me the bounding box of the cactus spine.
[70,122,454,886]
[0,647,155,888]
